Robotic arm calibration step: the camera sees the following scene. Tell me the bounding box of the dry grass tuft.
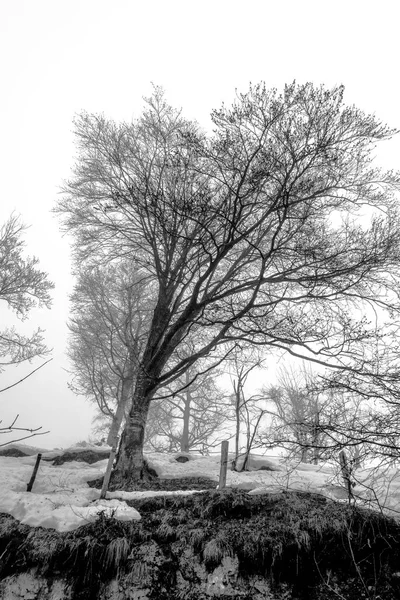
[102,537,130,572]
[2,489,400,599]
[188,527,207,550]
[203,538,225,566]
[156,521,176,542]
[203,536,233,568]
[126,560,151,586]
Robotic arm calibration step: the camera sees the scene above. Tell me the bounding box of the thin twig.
[0,358,53,394]
[0,430,49,447]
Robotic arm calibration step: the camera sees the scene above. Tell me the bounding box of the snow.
[0,447,212,532]
[1,444,400,533]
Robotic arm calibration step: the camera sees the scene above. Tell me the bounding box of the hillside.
[1,445,400,598]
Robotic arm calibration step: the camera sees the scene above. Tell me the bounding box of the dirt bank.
[1,488,400,599]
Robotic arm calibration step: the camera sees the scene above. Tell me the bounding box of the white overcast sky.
[0,0,399,449]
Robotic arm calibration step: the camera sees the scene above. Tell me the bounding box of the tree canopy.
[0,214,53,445]
[0,214,53,383]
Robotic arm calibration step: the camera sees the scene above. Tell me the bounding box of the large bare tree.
[69,262,230,456]
[56,83,400,485]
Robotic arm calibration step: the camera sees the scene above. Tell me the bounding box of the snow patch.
[1,447,400,531]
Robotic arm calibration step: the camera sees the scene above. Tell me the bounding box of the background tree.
[0,214,53,445]
[57,83,400,485]
[68,261,153,446]
[303,367,399,468]
[227,348,267,470]
[263,364,337,463]
[145,363,233,454]
[262,364,371,466]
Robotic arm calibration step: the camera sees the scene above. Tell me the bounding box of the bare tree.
[262,364,372,466]
[227,348,267,470]
[145,364,232,454]
[68,262,231,459]
[68,261,153,446]
[302,368,400,468]
[56,83,400,485]
[263,364,334,463]
[0,215,53,371]
[0,214,53,445]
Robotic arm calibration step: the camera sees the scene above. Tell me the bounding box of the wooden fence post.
[100,445,117,499]
[339,449,354,503]
[219,440,229,490]
[27,453,42,492]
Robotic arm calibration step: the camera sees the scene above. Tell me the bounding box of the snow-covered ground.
[1,443,400,533]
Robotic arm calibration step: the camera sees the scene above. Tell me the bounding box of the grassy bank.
[1,488,400,599]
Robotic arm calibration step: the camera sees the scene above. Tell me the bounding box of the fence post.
[100,445,117,500]
[27,453,42,492]
[339,449,354,503]
[219,440,229,490]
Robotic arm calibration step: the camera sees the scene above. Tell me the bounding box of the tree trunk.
[352,445,362,469]
[113,372,154,482]
[113,291,185,484]
[101,378,133,498]
[300,449,308,462]
[106,379,131,446]
[115,403,150,480]
[234,381,241,460]
[181,371,191,453]
[300,439,310,463]
[296,426,310,463]
[311,412,320,464]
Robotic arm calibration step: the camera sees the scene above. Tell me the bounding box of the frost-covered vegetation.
[2,443,400,532]
[1,444,400,597]
[1,445,400,599]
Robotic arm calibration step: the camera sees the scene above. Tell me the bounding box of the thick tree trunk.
[101,379,133,498]
[113,290,186,484]
[114,396,151,480]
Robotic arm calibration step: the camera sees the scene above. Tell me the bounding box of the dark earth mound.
[2,490,400,599]
[87,475,217,491]
[175,455,189,463]
[86,456,217,492]
[0,447,29,458]
[52,449,110,465]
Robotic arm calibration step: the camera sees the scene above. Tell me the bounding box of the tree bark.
[301,447,310,463]
[112,288,193,483]
[352,445,362,469]
[234,381,241,460]
[106,380,130,446]
[101,378,133,498]
[181,371,191,453]
[115,398,151,479]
